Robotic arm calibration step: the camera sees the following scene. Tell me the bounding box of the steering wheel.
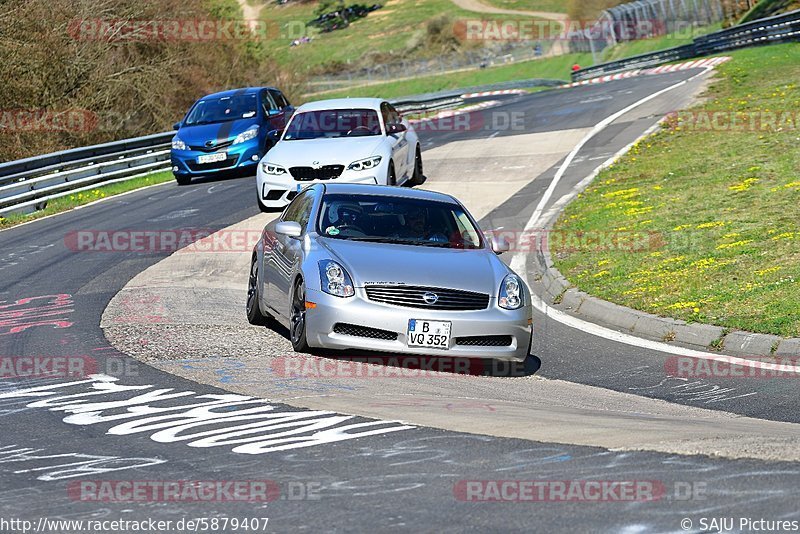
[347,125,373,136]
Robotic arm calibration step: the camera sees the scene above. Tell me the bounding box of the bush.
[0,0,304,162]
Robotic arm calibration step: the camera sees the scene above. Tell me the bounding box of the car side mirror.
[267,129,283,143]
[491,234,510,254]
[387,123,407,135]
[173,122,181,130]
[275,221,302,238]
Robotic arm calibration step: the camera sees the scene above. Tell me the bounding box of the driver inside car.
[395,207,449,243]
[324,202,365,236]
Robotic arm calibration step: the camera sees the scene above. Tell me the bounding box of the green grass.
[259,0,550,75]
[483,0,568,12]
[308,51,591,99]
[739,0,800,23]
[0,171,174,229]
[552,43,800,337]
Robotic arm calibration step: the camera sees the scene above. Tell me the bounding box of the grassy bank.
[601,23,722,62]
[0,171,174,230]
[484,0,568,12]
[552,43,800,338]
[311,51,592,99]
[260,0,549,75]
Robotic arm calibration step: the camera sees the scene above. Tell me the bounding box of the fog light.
[251,155,259,161]
[172,166,178,172]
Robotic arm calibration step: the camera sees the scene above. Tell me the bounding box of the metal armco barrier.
[0,93,494,217]
[573,8,800,81]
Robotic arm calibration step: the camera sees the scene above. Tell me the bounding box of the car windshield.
[283,109,381,140]
[184,94,258,126]
[317,194,484,250]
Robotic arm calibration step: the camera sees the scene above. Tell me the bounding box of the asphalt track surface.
[2,70,799,533]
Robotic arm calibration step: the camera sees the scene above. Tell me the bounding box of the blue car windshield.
[184,94,258,126]
[284,109,381,140]
[317,194,484,250]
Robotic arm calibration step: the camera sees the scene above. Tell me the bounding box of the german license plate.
[407,319,451,350]
[197,152,227,164]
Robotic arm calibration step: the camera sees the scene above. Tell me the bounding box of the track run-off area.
[3,66,800,532]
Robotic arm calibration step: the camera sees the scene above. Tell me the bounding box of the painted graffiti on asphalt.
[0,445,166,482]
[0,375,415,454]
[0,294,74,336]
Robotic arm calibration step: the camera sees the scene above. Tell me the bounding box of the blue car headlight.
[171,137,187,150]
[232,126,259,145]
[319,260,355,298]
[499,274,523,310]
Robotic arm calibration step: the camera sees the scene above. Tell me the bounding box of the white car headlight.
[499,274,523,310]
[232,126,259,145]
[261,162,287,175]
[347,156,382,171]
[319,260,355,298]
[171,137,187,150]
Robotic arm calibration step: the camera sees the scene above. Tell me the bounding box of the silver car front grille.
[364,285,490,311]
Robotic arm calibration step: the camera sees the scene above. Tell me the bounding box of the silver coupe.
[247,183,533,361]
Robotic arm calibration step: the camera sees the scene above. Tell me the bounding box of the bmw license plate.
[197,152,227,164]
[407,319,451,350]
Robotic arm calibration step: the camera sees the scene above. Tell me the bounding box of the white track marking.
[509,63,800,372]
[528,293,800,373]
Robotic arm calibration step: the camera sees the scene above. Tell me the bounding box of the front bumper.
[258,172,379,207]
[172,141,262,177]
[304,288,533,361]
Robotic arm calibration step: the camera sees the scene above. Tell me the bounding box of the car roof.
[198,87,278,100]
[319,184,458,204]
[296,98,385,113]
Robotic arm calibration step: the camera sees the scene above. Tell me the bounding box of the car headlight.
[261,162,287,175]
[171,137,187,150]
[319,260,355,298]
[347,156,382,171]
[499,274,523,310]
[232,126,259,145]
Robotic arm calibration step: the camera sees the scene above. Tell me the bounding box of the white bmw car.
[256,98,424,211]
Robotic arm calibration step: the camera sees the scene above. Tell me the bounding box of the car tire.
[408,146,425,186]
[290,278,311,353]
[387,163,396,186]
[175,174,191,186]
[246,255,270,325]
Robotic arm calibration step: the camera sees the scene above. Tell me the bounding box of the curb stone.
[526,140,800,360]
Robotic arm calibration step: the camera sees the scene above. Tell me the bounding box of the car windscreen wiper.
[346,237,413,245]
[347,237,453,248]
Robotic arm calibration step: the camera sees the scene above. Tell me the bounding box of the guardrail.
[0,92,498,217]
[0,132,174,216]
[572,8,800,81]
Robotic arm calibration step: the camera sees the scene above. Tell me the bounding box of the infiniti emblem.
[205,140,216,148]
[311,160,321,169]
[422,292,439,305]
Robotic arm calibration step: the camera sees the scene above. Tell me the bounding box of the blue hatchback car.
[170,87,294,185]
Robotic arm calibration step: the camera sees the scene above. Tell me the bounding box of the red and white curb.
[406,100,501,125]
[461,89,528,98]
[562,56,732,89]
